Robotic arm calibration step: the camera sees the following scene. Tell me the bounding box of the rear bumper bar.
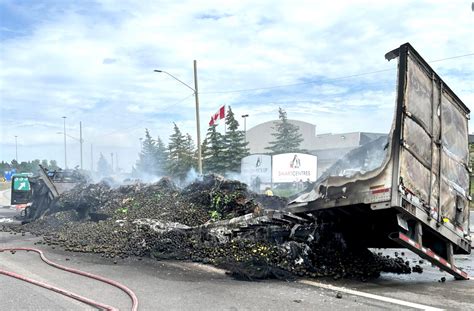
[389,232,468,280]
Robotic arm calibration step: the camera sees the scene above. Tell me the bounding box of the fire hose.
[0,247,138,311]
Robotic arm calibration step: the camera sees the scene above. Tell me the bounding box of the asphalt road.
[1,230,473,311]
[1,192,473,310]
[0,231,409,311]
[0,188,11,207]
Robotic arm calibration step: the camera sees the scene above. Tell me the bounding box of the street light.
[62,116,67,169]
[56,132,80,141]
[241,114,249,143]
[14,135,18,162]
[154,60,202,174]
[57,124,84,170]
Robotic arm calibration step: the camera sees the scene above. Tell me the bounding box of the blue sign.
[3,169,16,182]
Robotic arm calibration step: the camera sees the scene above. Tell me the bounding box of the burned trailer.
[288,43,471,280]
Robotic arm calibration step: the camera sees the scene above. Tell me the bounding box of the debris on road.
[1,175,414,281]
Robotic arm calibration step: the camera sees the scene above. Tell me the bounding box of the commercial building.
[246,120,386,178]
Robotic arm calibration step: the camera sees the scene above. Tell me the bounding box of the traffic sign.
[13,177,30,191]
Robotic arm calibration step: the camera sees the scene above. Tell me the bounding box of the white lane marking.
[163,261,227,275]
[299,279,444,311]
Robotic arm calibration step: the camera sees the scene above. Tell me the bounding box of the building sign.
[272,153,317,183]
[241,154,272,187]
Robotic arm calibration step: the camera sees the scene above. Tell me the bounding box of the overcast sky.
[0,0,472,171]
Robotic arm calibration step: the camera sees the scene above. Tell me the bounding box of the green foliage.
[182,133,197,170]
[202,124,226,174]
[135,129,168,177]
[203,106,249,174]
[265,107,304,154]
[271,187,301,198]
[136,129,159,176]
[168,123,196,182]
[48,160,59,170]
[223,106,249,173]
[116,207,129,214]
[209,210,221,221]
[0,159,60,173]
[155,136,168,176]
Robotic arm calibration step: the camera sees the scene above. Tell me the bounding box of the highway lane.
[1,193,472,310]
[1,224,473,310]
[1,232,397,311]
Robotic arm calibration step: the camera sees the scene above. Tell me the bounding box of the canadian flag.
[209,105,225,126]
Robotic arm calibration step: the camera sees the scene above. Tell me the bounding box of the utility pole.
[79,121,83,170]
[62,116,67,169]
[14,135,18,161]
[154,60,202,175]
[242,114,249,143]
[193,60,202,175]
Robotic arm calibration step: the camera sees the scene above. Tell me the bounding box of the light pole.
[14,135,18,162]
[57,128,83,169]
[154,60,202,175]
[62,116,67,169]
[242,114,249,143]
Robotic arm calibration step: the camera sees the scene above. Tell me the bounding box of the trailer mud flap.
[389,232,469,280]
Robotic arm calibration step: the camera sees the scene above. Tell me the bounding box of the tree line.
[0,159,60,174]
[134,106,304,181]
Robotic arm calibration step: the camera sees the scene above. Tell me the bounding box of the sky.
[0,0,473,172]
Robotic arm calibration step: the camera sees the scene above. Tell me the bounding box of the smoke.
[224,171,246,184]
[183,167,202,187]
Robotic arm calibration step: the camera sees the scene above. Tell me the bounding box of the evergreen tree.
[10,159,19,169]
[265,107,304,154]
[97,153,111,176]
[0,161,11,172]
[223,106,249,173]
[155,136,168,176]
[31,159,40,171]
[200,138,208,164]
[49,160,59,170]
[167,123,188,181]
[202,124,226,174]
[183,133,197,170]
[136,129,159,176]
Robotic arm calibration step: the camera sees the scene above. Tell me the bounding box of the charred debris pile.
[3,175,417,281]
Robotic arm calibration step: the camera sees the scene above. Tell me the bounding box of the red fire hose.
[0,248,138,311]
